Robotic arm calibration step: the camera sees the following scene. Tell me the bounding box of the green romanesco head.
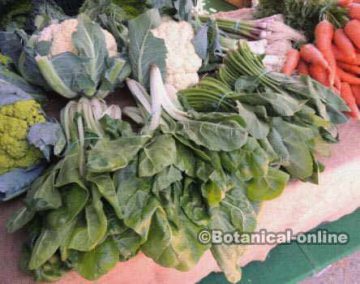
[0,99,46,175]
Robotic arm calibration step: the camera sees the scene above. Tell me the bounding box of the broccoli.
[0,99,46,175]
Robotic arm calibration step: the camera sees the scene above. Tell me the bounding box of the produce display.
[0,0,358,283]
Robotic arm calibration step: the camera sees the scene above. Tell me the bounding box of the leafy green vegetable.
[128,9,167,87]
[180,42,348,182]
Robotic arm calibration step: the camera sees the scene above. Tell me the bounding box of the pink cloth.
[0,121,359,284]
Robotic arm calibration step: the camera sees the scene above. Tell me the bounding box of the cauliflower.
[38,18,118,57]
[26,14,130,100]
[151,18,202,91]
[0,100,45,175]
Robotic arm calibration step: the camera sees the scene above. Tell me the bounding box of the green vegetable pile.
[0,1,352,283]
[180,41,348,182]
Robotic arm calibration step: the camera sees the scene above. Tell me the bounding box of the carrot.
[309,64,330,87]
[337,67,360,84]
[334,29,356,59]
[297,60,309,75]
[300,44,329,69]
[351,85,360,105]
[349,3,360,20]
[335,75,342,92]
[282,49,300,76]
[338,0,353,6]
[332,45,360,63]
[315,21,336,86]
[340,82,360,119]
[337,61,360,74]
[344,20,360,49]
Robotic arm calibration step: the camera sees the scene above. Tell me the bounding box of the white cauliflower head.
[151,18,202,91]
[38,18,118,57]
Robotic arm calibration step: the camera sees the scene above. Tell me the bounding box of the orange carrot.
[337,67,360,84]
[300,44,329,69]
[282,49,301,76]
[309,64,330,86]
[332,45,360,63]
[351,85,360,105]
[334,29,356,59]
[338,0,353,6]
[337,61,360,74]
[315,20,336,86]
[340,82,360,119]
[297,60,309,75]
[344,20,360,49]
[335,75,342,92]
[349,3,360,20]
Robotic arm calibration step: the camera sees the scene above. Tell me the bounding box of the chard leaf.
[46,185,88,229]
[247,168,289,201]
[139,134,177,177]
[210,186,257,284]
[68,188,107,252]
[236,102,269,139]
[142,183,210,271]
[128,9,167,87]
[74,238,118,281]
[87,136,150,173]
[107,215,142,261]
[174,142,197,177]
[181,178,210,227]
[28,219,76,270]
[87,173,122,219]
[178,120,248,152]
[236,90,306,116]
[152,166,182,195]
[115,161,156,239]
[26,168,62,211]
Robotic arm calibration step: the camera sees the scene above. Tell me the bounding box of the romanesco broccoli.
[0,100,46,175]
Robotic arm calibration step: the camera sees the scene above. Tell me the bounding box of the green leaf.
[247,168,289,201]
[73,14,109,96]
[142,184,210,271]
[152,166,182,195]
[87,136,150,173]
[210,186,257,283]
[46,185,88,229]
[178,120,248,152]
[139,134,177,177]
[236,102,269,139]
[88,173,122,219]
[68,188,107,251]
[6,206,35,233]
[128,9,167,87]
[107,215,142,261]
[115,161,156,239]
[28,220,76,270]
[74,238,118,280]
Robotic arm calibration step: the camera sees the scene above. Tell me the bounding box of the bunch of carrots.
[282,0,360,119]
